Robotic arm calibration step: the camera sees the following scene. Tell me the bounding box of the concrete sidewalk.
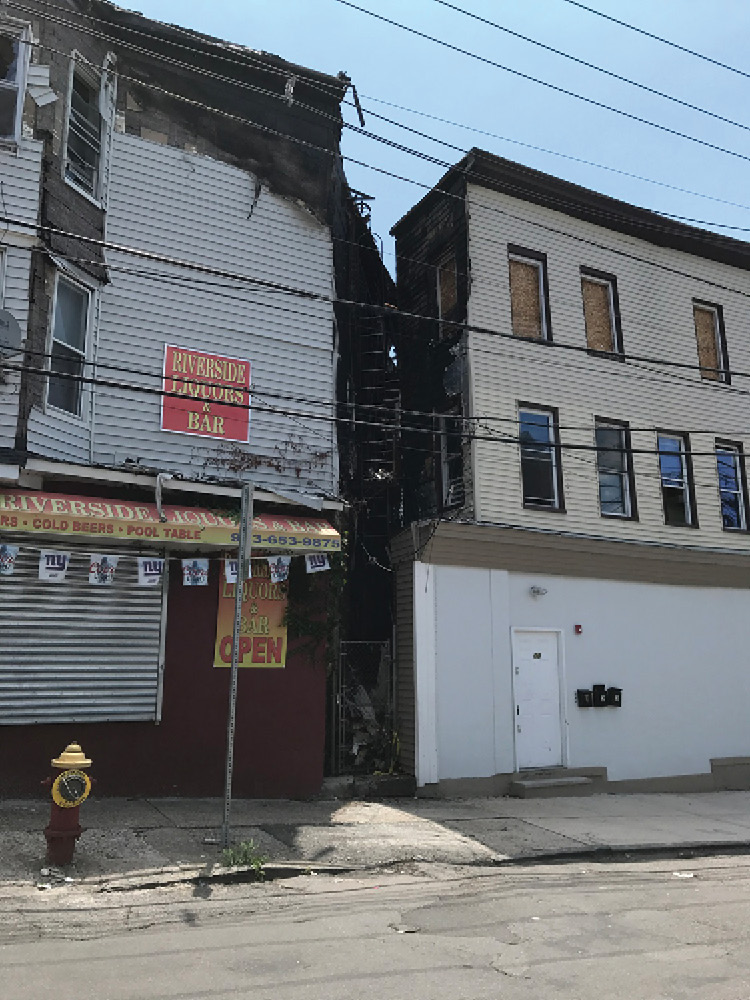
[3,790,750,885]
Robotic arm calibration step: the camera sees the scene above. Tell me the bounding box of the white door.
[512,630,563,769]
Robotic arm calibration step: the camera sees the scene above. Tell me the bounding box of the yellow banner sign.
[0,491,340,551]
[213,563,287,669]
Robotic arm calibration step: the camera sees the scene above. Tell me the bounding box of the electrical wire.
[432,0,750,137]
[333,0,750,166]
[7,215,750,391]
[559,0,750,83]
[8,3,750,246]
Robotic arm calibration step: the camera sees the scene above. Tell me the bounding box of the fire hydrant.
[42,742,93,866]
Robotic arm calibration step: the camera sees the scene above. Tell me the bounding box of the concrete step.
[508,766,608,799]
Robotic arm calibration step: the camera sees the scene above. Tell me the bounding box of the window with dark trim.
[594,418,637,519]
[65,66,103,197]
[715,441,749,531]
[47,276,89,416]
[508,246,552,342]
[693,300,729,383]
[0,28,29,142]
[436,253,457,321]
[438,410,464,509]
[519,405,564,510]
[657,432,697,527]
[581,267,623,355]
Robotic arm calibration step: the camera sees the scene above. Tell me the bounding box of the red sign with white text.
[161,345,251,442]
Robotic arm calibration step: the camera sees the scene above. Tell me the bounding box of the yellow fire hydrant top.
[51,742,92,770]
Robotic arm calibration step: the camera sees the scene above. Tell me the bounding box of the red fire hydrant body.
[43,742,93,866]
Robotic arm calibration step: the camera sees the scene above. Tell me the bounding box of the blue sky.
[128,1,750,268]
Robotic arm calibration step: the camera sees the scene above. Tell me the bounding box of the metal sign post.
[221,481,254,849]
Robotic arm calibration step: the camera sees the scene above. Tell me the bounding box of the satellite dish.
[0,309,22,355]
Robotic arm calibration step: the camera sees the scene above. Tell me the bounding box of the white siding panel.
[91,134,336,493]
[0,140,42,228]
[467,183,750,553]
[0,247,32,449]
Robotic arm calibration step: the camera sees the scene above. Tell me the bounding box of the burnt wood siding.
[392,173,472,523]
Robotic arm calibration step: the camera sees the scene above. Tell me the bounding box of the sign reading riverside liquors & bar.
[161,345,251,442]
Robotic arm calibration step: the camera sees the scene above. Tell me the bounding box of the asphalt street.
[4,853,750,999]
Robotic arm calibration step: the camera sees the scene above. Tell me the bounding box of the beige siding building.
[392,152,750,796]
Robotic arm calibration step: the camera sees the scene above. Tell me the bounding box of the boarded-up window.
[509,258,544,340]
[437,255,457,319]
[694,304,722,381]
[582,277,615,353]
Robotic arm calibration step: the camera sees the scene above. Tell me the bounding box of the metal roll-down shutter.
[0,540,166,724]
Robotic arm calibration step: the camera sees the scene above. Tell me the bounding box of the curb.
[97,860,363,892]
[490,839,750,866]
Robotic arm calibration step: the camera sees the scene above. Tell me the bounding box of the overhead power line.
[8,0,750,229]
[432,0,750,137]
[7,213,750,388]
[3,351,748,462]
[333,0,750,166]
[6,8,750,246]
[560,0,750,83]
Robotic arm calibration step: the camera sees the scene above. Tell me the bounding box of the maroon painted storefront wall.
[2,558,327,798]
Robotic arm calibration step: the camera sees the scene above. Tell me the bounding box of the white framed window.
[595,418,635,518]
[715,442,748,531]
[519,406,563,509]
[0,26,30,143]
[47,275,90,417]
[64,60,103,199]
[657,433,696,527]
[438,411,463,509]
[508,247,551,341]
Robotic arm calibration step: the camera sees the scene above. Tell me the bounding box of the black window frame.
[508,244,553,343]
[580,266,624,357]
[693,299,730,384]
[714,438,750,532]
[594,416,638,520]
[518,402,565,512]
[657,430,698,528]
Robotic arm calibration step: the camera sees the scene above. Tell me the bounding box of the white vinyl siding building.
[27,132,338,495]
[466,182,750,552]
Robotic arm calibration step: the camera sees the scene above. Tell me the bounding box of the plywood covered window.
[509,248,550,341]
[693,301,729,383]
[581,268,622,354]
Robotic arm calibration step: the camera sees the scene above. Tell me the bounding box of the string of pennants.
[0,544,331,585]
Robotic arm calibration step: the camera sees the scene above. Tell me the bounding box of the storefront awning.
[0,490,340,552]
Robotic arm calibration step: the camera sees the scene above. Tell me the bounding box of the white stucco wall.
[413,561,750,784]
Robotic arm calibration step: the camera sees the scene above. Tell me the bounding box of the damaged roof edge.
[98,1,349,94]
[392,147,750,271]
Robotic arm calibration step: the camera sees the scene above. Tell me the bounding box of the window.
[657,433,696,527]
[595,419,636,518]
[519,406,563,509]
[581,268,623,355]
[508,246,551,341]
[693,301,729,383]
[438,411,464,509]
[436,253,457,321]
[715,442,748,531]
[0,29,28,141]
[65,67,102,196]
[47,277,89,415]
